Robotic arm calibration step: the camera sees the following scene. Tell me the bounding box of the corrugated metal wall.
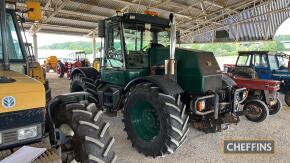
[190,0,290,43]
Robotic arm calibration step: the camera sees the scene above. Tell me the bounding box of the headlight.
[197,100,206,112]
[17,126,37,140]
[0,133,2,144]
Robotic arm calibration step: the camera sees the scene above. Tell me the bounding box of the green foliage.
[181,38,288,56]
[40,35,290,57]
[40,41,101,54]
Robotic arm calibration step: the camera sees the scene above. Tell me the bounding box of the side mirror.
[98,20,105,37]
[26,1,42,21]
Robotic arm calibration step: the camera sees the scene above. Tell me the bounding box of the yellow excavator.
[0,1,116,162]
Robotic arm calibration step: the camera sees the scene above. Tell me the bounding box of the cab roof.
[105,13,170,28]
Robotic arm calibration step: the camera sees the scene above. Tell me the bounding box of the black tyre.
[269,98,282,115]
[70,73,99,104]
[55,101,117,163]
[123,83,189,157]
[284,91,290,107]
[57,62,65,78]
[244,100,269,123]
[45,65,50,72]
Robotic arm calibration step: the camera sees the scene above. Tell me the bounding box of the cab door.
[101,22,127,86]
[254,54,271,79]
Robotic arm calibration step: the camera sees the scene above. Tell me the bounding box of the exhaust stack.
[165,13,177,79]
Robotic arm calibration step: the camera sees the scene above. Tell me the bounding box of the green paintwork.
[131,100,160,141]
[150,47,221,93]
[101,47,221,93]
[101,69,149,86]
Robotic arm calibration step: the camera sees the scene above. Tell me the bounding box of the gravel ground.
[47,73,290,163]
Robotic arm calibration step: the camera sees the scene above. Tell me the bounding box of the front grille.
[3,131,17,144]
[203,74,222,91]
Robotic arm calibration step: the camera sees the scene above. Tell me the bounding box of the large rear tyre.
[244,100,269,123]
[57,62,65,78]
[269,99,282,115]
[70,74,99,104]
[55,101,117,163]
[284,91,290,107]
[123,83,189,157]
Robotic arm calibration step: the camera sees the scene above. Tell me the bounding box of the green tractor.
[70,12,247,157]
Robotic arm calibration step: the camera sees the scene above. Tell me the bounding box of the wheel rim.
[269,100,280,112]
[131,100,160,142]
[247,104,262,118]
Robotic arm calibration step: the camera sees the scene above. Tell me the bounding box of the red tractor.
[224,74,281,123]
[56,51,90,78]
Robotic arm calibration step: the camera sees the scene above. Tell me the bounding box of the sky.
[23,17,290,47]
[274,18,290,35]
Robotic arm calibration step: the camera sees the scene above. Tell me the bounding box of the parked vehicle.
[224,74,281,122]
[0,2,116,162]
[43,56,58,72]
[224,51,290,106]
[69,12,247,157]
[56,51,90,78]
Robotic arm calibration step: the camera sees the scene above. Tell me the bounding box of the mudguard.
[124,75,183,95]
[70,67,99,80]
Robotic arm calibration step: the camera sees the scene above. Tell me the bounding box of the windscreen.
[0,13,25,66]
[123,22,169,69]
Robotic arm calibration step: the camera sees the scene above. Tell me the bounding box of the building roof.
[14,0,290,43]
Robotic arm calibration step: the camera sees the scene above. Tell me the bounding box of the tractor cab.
[232,51,280,79]
[98,13,171,86]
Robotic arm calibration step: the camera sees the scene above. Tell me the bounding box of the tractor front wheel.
[244,100,269,123]
[123,83,189,157]
[269,99,282,115]
[284,91,290,107]
[55,101,116,163]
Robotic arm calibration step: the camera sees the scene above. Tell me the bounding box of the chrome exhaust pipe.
[165,13,177,79]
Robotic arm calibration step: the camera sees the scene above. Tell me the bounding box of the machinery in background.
[224,51,290,106]
[57,51,90,78]
[224,74,281,122]
[0,1,116,162]
[69,12,247,157]
[42,56,58,72]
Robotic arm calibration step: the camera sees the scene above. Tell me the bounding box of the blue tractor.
[226,51,290,106]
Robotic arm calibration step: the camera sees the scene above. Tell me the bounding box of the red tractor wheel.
[57,62,65,78]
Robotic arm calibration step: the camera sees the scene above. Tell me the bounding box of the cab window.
[237,55,251,66]
[6,13,24,61]
[268,55,279,70]
[254,54,268,67]
[105,24,124,68]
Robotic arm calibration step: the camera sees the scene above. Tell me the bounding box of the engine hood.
[150,47,223,93]
[0,70,45,113]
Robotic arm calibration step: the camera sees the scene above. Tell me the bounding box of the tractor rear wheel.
[269,99,282,115]
[55,101,117,163]
[70,74,99,104]
[244,100,269,123]
[284,91,290,107]
[123,83,189,157]
[57,62,65,78]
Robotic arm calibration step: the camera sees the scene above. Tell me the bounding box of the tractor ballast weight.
[70,12,247,157]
